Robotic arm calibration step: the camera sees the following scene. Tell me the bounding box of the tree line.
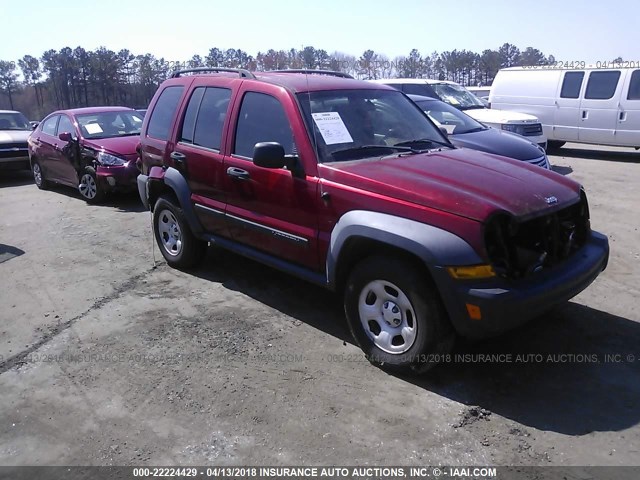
[0,43,569,120]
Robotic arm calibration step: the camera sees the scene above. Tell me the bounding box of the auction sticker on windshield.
[311,112,353,145]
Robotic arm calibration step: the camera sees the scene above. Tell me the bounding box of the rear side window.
[628,70,640,100]
[234,92,295,158]
[147,86,184,140]
[400,83,438,98]
[180,88,205,144]
[56,115,75,135]
[585,71,621,100]
[41,116,59,135]
[560,72,584,99]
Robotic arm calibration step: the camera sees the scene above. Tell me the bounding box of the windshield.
[297,89,448,162]
[76,111,144,139]
[415,99,486,135]
[432,83,486,109]
[0,112,31,130]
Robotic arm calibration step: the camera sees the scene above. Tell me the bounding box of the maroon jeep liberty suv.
[137,68,609,374]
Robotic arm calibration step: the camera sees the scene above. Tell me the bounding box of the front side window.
[147,86,184,140]
[56,115,76,136]
[627,70,640,100]
[585,71,621,100]
[560,72,584,99]
[41,116,59,136]
[234,92,295,158]
[76,111,143,139]
[297,89,447,162]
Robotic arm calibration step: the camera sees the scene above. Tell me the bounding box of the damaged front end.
[484,189,591,279]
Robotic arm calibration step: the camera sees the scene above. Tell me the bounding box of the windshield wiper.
[459,105,486,110]
[331,144,423,159]
[394,138,453,149]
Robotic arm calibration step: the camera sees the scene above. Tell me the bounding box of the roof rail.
[171,67,256,79]
[268,69,354,79]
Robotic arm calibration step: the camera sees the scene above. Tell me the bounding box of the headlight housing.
[97,152,126,166]
[501,124,523,135]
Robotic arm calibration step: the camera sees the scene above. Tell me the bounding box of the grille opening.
[485,193,590,279]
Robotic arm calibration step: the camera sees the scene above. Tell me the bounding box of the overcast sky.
[1,0,638,63]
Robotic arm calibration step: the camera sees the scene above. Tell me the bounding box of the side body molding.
[327,210,483,285]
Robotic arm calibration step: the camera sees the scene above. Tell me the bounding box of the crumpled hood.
[465,107,540,124]
[321,148,580,222]
[82,135,139,160]
[0,129,31,144]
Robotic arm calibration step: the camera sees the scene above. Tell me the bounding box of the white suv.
[372,79,548,150]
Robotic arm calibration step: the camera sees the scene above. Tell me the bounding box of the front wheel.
[344,256,454,374]
[153,196,207,269]
[78,167,105,203]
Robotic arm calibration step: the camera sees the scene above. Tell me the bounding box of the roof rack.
[171,67,256,79]
[268,69,354,79]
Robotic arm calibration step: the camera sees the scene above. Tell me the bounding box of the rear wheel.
[344,255,455,375]
[32,160,49,190]
[153,196,207,269]
[78,167,105,203]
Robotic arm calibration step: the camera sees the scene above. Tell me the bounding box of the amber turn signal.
[447,264,496,280]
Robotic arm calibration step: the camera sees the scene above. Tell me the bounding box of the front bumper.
[432,230,609,339]
[95,162,138,192]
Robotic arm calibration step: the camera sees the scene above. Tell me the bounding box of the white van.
[372,78,547,149]
[490,66,640,149]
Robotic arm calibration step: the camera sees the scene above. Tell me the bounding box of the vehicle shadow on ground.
[39,185,146,213]
[0,244,25,264]
[0,170,34,187]
[195,247,640,436]
[555,147,640,164]
[551,165,573,176]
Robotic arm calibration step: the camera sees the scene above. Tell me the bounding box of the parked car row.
[10,68,609,374]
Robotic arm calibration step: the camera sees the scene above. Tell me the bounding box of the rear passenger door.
[579,70,623,144]
[34,115,62,182]
[617,69,640,147]
[223,86,320,270]
[171,80,234,236]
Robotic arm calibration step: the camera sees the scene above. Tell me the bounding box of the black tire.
[32,159,50,190]
[547,141,565,151]
[344,255,455,375]
[78,166,105,204]
[153,195,207,269]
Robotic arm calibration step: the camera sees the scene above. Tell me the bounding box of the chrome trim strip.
[226,213,308,244]
[194,203,225,216]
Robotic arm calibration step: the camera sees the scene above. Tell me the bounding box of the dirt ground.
[1,143,639,472]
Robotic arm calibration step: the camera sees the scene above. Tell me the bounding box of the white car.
[372,79,548,150]
[0,110,32,170]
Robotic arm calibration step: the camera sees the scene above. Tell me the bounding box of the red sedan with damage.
[28,106,143,203]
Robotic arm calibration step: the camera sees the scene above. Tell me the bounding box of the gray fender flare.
[154,167,204,235]
[327,210,482,286]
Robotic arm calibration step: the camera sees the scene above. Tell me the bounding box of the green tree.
[0,60,19,109]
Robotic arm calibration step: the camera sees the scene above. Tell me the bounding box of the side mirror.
[253,142,286,169]
[58,132,72,142]
[439,126,449,137]
[30,121,39,130]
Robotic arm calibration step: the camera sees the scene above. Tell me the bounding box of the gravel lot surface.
[1,143,639,472]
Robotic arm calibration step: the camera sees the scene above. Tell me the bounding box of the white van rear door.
[578,70,624,145]
[555,71,585,142]
[616,69,640,147]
